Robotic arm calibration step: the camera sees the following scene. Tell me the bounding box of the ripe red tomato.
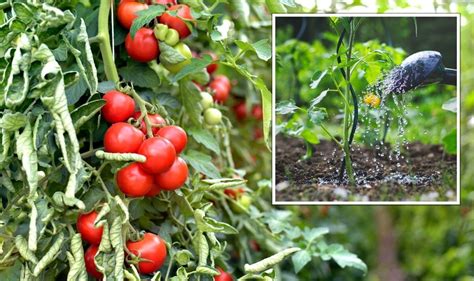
[251,104,263,120]
[224,187,245,200]
[77,211,104,245]
[213,75,231,92]
[117,1,148,30]
[209,80,229,103]
[155,157,188,190]
[147,0,176,5]
[138,137,176,174]
[157,126,187,154]
[117,162,154,197]
[214,267,233,281]
[104,122,144,153]
[102,90,135,123]
[85,245,103,279]
[203,51,218,74]
[126,233,167,274]
[254,127,263,140]
[250,240,260,252]
[132,112,166,136]
[125,28,160,63]
[146,181,161,197]
[233,101,247,121]
[159,4,193,39]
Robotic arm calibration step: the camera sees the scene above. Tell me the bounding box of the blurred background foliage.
[273,0,474,280]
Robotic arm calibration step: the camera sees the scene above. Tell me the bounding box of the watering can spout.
[387,51,457,94]
[442,68,457,86]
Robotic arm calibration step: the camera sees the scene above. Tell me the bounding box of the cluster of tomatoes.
[119,0,194,71]
[77,212,167,278]
[102,89,189,197]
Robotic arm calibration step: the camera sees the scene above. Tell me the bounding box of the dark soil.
[275,135,457,202]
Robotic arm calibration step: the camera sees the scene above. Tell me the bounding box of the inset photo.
[273,15,460,204]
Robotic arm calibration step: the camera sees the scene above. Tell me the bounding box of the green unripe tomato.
[239,194,252,209]
[161,42,192,73]
[164,28,180,46]
[154,24,169,41]
[204,108,222,125]
[200,91,213,110]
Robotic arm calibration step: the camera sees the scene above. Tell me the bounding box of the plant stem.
[343,20,356,185]
[98,0,119,83]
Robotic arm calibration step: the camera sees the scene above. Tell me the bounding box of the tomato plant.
[0,1,366,280]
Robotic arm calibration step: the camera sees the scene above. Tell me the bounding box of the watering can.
[386,51,457,94]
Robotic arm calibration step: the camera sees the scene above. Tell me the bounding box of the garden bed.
[275,135,457,202]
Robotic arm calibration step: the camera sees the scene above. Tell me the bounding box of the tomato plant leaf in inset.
[442,129,457,155]
[310,70,328,90]
[310,89,330,107]
[275,100,299,115]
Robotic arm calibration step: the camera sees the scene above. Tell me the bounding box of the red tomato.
[213,75,231,92]
[104,122,144,153]
[224,187,245,200]
[117,1,148,30]
[215,267,233,281]
[251,104,263,120]
[250,240,260,252]
[254,127,263,140]
[209,80,229,103]
[138,137,176,174]
[146,181,161,197]
[159,4,193,39]
[203,51,218,74]
[102,90,135,123]
[132,112,166,136]
[157,126,187,154]
[77,211,104,245]
[154,157,188,190]
[147,0,176,5]
[127,233,167,274]
[117,162,154,197]
[125,28,160,63]
[85,245,103,279]
[233,101,247,121]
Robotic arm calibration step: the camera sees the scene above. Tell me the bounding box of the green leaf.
[310,89,330,107]
[308,108,327,125]
[130,5,166,38]
[172,56,212,83]
[265,0,287,13]
[97,81,116,93]
[300,128,319,144]
[326,244,367,273]
[160,42,187,65]
[310,70,328,89]
[181,150,220,179]
[442,129,457,155]
[235,39,271,61]
[70,99,106,130]
[187,127,220,154]
[442,97,457,113]
[0,112,28,131]
[275,100,299,115]
[302,227,329,242]
[178,80,202,126]
[292,250,312,273]
[119,61,160,88]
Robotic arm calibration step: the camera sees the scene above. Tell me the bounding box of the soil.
[275,135,457,202]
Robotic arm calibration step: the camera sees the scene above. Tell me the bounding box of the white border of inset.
[272,13,461,206]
